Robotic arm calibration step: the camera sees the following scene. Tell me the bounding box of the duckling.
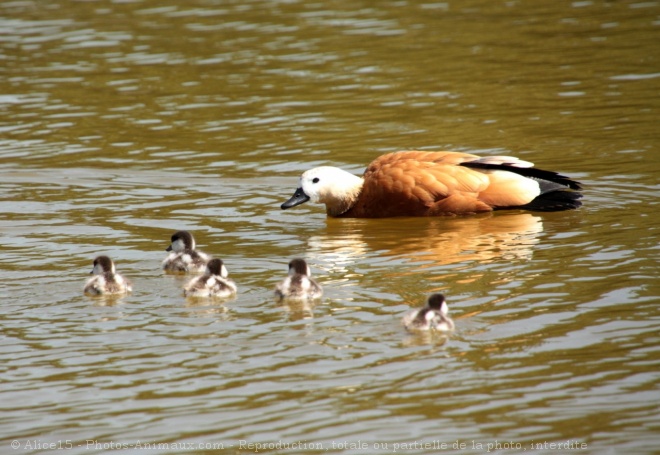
[84,255,132,296]
[183,258,237,298]
[275,258,323,301]
[402,293,455,332]
[281,151,582,217]
[162,230,210,273]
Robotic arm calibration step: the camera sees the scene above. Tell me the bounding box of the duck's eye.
[312,177,320,183]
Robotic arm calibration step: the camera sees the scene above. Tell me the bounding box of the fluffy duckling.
[402,293,455,332]
[162,230,210,273]
[183,258,237,298]
[281,151,582,217]
[84,255,132,296]
[275,258,323,300]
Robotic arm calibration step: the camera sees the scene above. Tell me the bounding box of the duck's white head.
[281,166,364,216]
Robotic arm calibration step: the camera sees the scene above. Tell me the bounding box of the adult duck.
[281,151,582,217]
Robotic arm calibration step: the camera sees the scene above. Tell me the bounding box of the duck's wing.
[359,151,582,215]
[354,151,524,215]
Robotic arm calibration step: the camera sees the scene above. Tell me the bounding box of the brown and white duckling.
[183,258,237,298]
[162,230,211,273]
[402,293,455,332]
[275,258,323,301]
[281,151,582,217]
[84,255,132,296]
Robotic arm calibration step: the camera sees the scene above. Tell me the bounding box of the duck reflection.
[183,297,233,321]
[87,294,128,307]
[307,212,543,271]
[278,298,315,322]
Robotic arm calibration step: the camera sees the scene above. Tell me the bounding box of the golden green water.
[1,1,659,454]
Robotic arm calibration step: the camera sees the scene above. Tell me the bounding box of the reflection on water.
[1,0,659,453]
[278,298,315,322]
[86,293,130,307]
[311,213,543,266]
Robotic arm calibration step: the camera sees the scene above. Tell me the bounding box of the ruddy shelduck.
[281,151,582,217]
[402,293,455,332]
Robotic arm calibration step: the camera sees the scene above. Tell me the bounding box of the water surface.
[1,1,659,454]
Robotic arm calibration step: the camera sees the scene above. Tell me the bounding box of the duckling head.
[288,258,311,277]
[167,230,195,253]
[426,293,454,331]
[91,255,115,276]
[205,258,229,278]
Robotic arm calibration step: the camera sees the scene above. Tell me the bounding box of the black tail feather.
[461,162,582,190]
[460,160,583,212]
[510,189,583,212]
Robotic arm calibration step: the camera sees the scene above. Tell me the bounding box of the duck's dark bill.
[281,188,310,209]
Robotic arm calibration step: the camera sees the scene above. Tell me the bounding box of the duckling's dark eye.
[312,177,320,183]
